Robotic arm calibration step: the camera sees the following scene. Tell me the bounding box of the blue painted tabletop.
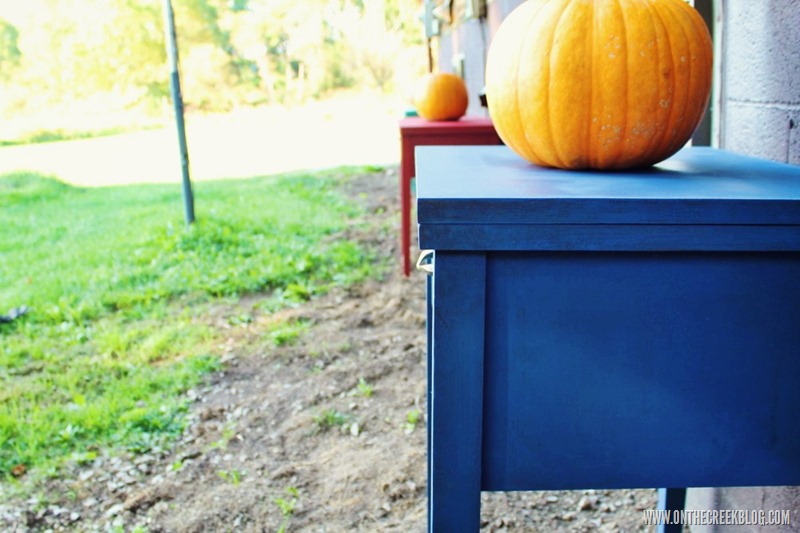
[416,146,800,226]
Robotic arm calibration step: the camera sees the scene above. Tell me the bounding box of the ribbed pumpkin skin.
[486,0,713,170]
[413,73,469,121]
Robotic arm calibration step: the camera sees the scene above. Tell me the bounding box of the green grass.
[267,318,310,347]
[0,125,158,147]
[0,167,379,483]
[312,408,352,432]
[356,377,374,398]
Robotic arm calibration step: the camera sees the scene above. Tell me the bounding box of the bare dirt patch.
[1,167,656,532]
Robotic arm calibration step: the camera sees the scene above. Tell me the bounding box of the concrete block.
[687,487,800,533]
[723,1,800,104]
[722,100,799,164]
[790,112,800,165]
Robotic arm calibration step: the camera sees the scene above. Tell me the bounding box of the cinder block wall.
[688,1,799,530]
[688,487,800,533]
[716,0,800,164]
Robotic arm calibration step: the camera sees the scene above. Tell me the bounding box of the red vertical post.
[400,133,415,276]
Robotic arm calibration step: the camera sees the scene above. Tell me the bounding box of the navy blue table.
[416,145,800,532]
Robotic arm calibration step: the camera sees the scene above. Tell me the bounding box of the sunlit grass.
[0,93,402,187]
[0,126,146,147]
[0,166,380,482]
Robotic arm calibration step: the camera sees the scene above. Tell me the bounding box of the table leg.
[400,138,415,277]
[429,252,487,531]
[657,487,687,533]
[426,271,433,527]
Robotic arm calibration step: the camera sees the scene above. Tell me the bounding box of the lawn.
[0,92,403,187]
[0,167,381,484]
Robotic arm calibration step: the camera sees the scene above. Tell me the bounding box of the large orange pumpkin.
[413,72,469,121]
[486,0,713,170]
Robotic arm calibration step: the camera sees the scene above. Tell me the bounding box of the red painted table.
[398,116,502,276]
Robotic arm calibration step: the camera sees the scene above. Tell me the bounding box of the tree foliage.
[0,18,21,80]
[2,0,426,114]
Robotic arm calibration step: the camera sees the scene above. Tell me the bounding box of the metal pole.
[162,0,195,225]
[423,0,436,73]
[427,37,433,73]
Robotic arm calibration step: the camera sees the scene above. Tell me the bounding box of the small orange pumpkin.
[486,0,713,170]
[413,72,469,121]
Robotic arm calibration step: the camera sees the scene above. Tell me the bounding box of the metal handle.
[416,250,435,274]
